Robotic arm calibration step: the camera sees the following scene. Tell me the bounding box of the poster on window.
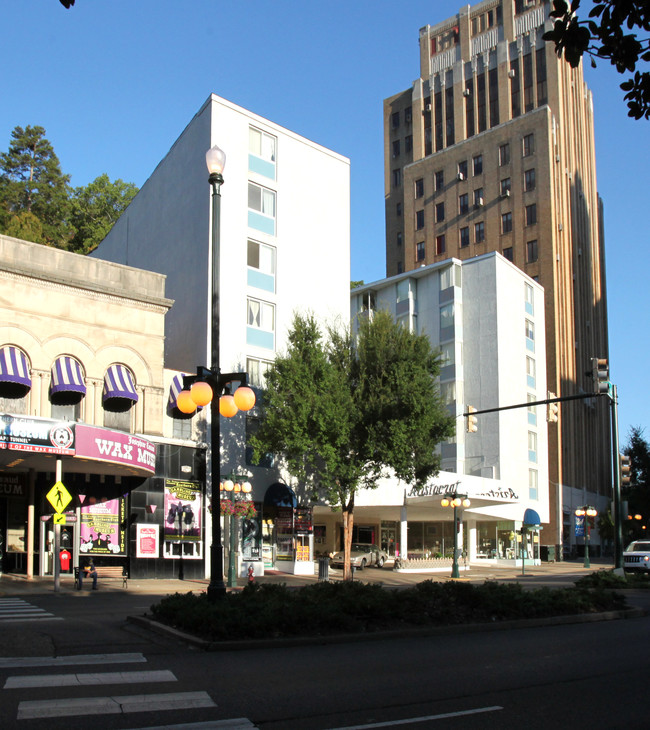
[242,507,262,561]
[136,524,160,558]
[80,497,126,555]
[164,479,202,542]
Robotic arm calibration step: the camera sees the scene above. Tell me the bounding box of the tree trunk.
[342,495,355,581]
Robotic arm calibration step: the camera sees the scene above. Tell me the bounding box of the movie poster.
[80,497,126,555]
[164,479,202,542]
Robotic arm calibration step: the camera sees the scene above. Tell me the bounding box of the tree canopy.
[251,310,455,578]
[622,426,650,539]
[0,125,137,253]
[543,0,650,120]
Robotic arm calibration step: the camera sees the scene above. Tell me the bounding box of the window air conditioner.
[500,189,510,198]
[457,172,465,181]
[425,104,432,112]
[508,69,516,78]
[463,88,471,97]
[477,197,484,206]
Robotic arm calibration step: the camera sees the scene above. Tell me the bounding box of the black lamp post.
[174,145,256,601]
[575,506,597,569]
[441,493,470,579]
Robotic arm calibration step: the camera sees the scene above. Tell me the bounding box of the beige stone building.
[384,0,609,553]
[0,234,207,580]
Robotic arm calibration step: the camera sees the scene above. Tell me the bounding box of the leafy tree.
[543,0,650,120]
[3,211,45,244]
[251,310,455,579]
[69,174,138,254]
[59,0,75,7]
[622,426,650,538]
[350,280,364,289]
[0,125,73,247]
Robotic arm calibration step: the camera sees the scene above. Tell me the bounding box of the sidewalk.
[0,557,618,597]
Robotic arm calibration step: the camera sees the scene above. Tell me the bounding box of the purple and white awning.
[167,373,201,419]
[103,364,138,412]
[50,356,86,404]
[0,346,31,398]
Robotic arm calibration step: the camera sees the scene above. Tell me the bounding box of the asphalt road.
[0,563,648,729]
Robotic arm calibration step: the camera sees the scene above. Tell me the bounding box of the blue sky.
[2,0,648,444]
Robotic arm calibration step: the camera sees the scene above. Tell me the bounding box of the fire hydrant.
[247,564,255,584]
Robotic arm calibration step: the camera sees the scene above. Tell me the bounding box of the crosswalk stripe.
[18,691,217,719]
[5,669,176,689]
[0,652,147,669]
[0,598,60,622]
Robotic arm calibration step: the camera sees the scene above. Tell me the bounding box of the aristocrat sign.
[407,479,519,501]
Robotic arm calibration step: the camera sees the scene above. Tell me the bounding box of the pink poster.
[136,524,159,558]
[80,497,126,555]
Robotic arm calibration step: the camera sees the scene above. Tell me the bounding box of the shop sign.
[0,415,75,455]
[75,424,156,474]
[136,524,160,558]
[80,496,127,555]
[164,479,202,543]
[295,507,313,534]
[0,473,26,498]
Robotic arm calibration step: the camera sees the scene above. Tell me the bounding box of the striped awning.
[0,346,31,398]
[167,373,201,419]
[50,356,86,405]
[103,364,138,412]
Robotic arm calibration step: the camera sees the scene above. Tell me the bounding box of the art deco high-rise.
[384,0,609,551]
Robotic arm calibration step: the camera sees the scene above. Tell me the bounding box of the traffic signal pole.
[610,384,624,572]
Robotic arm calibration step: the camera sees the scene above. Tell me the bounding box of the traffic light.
[466,405,478,433]
[591,357,609,394]
[620,454,631,486]
[547,392,558,422]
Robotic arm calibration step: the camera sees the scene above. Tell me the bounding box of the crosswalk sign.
[46,482,72,514]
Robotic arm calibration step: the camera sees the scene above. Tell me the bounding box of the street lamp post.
[441,493,470,579]
[174,145,256,601]
[575,506,598,569]
[221,477,253,588]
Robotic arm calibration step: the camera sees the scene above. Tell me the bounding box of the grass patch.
[149,579,627,642]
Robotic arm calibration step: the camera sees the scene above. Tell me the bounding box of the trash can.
[318,557,329,581]
[541,545,556,562]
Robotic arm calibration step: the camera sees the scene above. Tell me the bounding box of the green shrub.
[149,578,627,642]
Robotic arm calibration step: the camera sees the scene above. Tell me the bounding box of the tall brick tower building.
[384,0,609,553]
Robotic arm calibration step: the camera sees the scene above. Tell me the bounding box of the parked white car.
[330,543,388,570]
[623,540,650,573]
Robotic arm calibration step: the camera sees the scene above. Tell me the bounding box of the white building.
[331,252,550,566]
[93,94,351,576]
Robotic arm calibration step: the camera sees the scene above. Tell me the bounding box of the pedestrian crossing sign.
[46,482,72,514]
[53,514,67,525]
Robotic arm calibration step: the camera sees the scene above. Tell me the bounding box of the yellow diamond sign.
[46,482,72,514]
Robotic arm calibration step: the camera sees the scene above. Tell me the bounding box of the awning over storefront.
[523,508,542,527]
[167,373,201,420]
[102,364,138,412]
[0,346,31,398]
[50,356,86,405]
[264,482,297,508]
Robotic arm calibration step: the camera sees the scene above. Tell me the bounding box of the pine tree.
[0,125,73,247]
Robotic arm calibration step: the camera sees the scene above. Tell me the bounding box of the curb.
[127,605,646,652]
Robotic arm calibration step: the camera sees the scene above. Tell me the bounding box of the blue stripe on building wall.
[248,211,275,236]
[247,269,275,293]
[248,154,276,180]
[247,327,274,350]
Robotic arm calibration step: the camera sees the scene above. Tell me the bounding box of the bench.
[74,565,128,589]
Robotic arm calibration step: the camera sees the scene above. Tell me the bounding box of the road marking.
[18,690,217,719]
[0,598,60,622]
[0,652,147,669]
[123,720,256,729]
[5,669,176,689]
[325,705,504,729]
